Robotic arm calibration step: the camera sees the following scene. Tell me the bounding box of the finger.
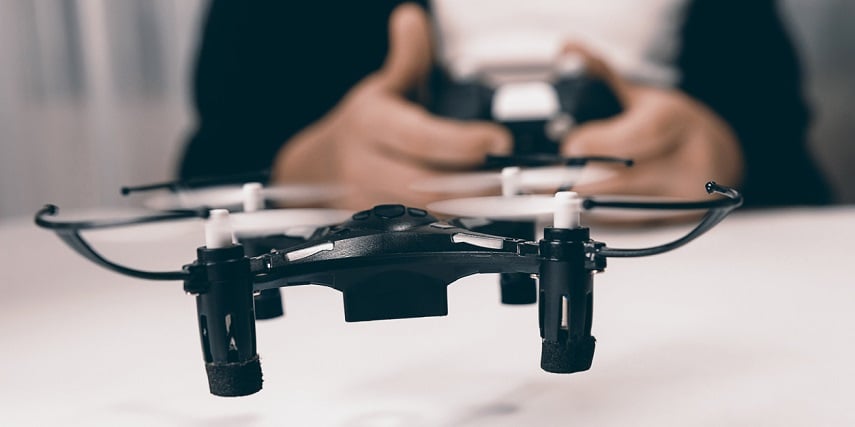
[560,42,633,107]
[561,96,685,161]
[557,43,682,161]
[374,97,513,169]
[378,3,433,93]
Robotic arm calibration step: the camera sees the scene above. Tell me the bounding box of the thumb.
[560,42,634,108]
[378,3,433,93]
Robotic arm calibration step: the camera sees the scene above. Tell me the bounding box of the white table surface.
[1,207,854,426]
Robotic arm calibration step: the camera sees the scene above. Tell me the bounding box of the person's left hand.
[560,45,744,201]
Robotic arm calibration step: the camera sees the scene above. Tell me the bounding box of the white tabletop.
[1,207,854,426]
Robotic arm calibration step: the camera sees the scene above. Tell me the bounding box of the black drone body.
[183,204,602,396]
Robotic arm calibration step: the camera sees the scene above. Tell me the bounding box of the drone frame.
[35,182,742,397]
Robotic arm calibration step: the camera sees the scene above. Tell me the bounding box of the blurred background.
[0,0,852,219]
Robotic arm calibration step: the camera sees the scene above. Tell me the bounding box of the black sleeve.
[676,0,832,206]
[179,1,427,181]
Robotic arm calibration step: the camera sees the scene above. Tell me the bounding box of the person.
[179,1,832,210]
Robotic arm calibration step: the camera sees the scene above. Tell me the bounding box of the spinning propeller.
[121,171,344,210]
[52,182,352,245]
[119,174,353,239]
[425,156,706,223]
[412,154,631,195]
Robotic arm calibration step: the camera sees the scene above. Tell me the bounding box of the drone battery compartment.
[342,270,449,322]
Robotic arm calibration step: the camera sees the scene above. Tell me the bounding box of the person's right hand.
[272,4,511,209]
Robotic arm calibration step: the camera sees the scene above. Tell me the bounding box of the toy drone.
[35,161,742,397]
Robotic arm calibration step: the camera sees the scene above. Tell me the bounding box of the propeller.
[412,155,630,195]
[412,165,614,194]
[63,207,352,243]
[54,182,351,243]
[141,183,344,211]
[426,167,567,223]
[427,169,708,223]
[429,193,712,220]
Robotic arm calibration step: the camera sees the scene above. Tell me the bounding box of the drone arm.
[585,182,743,258]
[596,210,728,258]
[34,205,197,281]
[539,227,596,373]
[55,229,191,281]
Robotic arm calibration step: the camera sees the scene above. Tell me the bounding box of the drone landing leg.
[190,245,263,396]
[253,288,285,320]
[501,219,540,305]
[538,227,595,373]
[500,273,537,305]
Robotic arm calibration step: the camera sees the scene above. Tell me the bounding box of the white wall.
[0,0,208,218]
[781,0,855,204]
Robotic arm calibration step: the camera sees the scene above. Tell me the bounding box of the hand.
[560,45,744,203]
[272,4,511,209]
